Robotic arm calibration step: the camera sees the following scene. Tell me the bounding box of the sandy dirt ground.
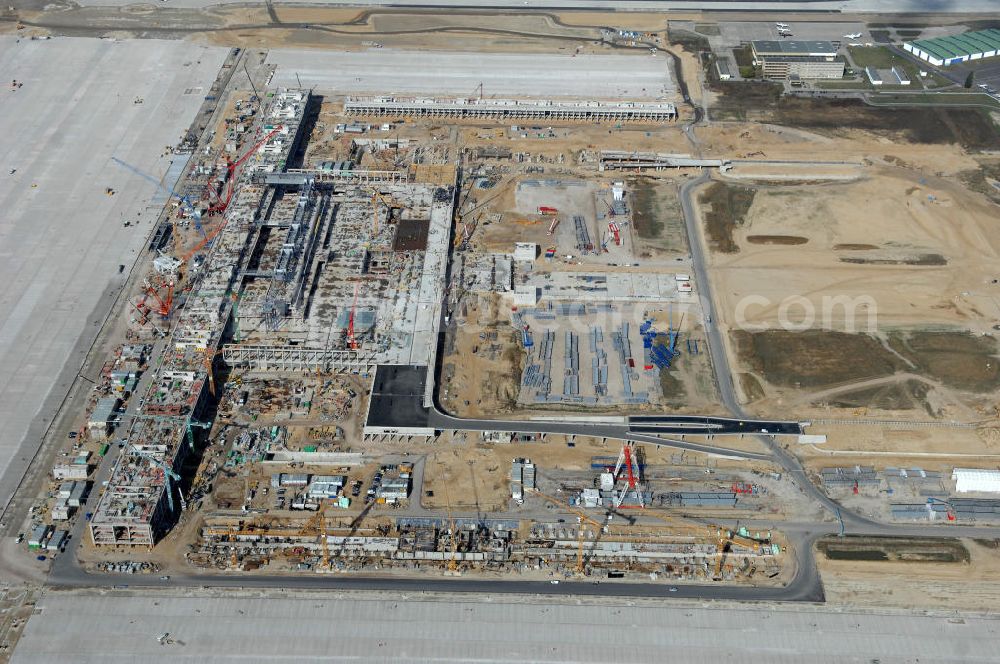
[196,10,658,58]
[710,169,1000,331]
[441,292,523,418]
[691,123,1000,423]
[422,444,510,512]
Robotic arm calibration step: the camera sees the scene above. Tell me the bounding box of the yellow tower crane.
[319,503,331,570]
[444,482,459,572]
[368,187,394,236]
[518,483,604,576]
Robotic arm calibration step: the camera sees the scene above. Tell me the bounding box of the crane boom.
[346,283,359,350]
[111,157,205,237]
[444,483,458,572]
[207,125,285,215]
[127,444,185,513]
[517,482,602,575]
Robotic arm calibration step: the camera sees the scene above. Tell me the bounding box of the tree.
[964,71,975,89]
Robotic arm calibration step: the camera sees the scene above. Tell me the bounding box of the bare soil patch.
[710,94,1000,150]
[833,243,879,250]
[825,379,933,414]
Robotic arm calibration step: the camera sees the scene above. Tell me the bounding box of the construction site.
[9,2,1000,659]
[1,49,799,585]
[190,439,784,583]
[20,38,982,584]
[4,11,1000,643]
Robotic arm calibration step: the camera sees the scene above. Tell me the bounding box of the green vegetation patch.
[818,536,969,564]
[825,379,933,415]
[888,330,1000,393]
[848,46,905,69]
[698,181,756,254]
[732,329,907,388]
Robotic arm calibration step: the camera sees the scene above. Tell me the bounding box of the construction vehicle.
[230,291,243,342]
[612,442,644,509]
[608,221,621,245]
[619,491,769,581]
[142,279,174,319]
[201,345,233,397]
[185,419,212,450]
[319,503,331,570]
[714,526,771,580]
[453,214,479,250]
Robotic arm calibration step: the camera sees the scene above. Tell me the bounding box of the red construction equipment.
[181,218,228,266]
[538,206,558,216]
[613,442,644,509]
[346,283,359,350]
[608,221,621,245]
[129,297,151,326]
[143,280,174,319]
[206,125,284,215]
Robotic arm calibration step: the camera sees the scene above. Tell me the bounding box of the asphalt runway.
[0,37,226,512]
[266,48,673,99]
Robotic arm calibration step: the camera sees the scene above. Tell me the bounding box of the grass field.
[866,92,1000,110]
[845,46,953,88]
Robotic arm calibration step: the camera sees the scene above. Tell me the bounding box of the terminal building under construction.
[90,86,459,547]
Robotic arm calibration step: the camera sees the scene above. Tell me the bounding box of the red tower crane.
[206,125,284,215]
[346,283,359,350]
[613,442,644,509]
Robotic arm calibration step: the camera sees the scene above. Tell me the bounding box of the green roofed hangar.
[903,29,1000,67]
